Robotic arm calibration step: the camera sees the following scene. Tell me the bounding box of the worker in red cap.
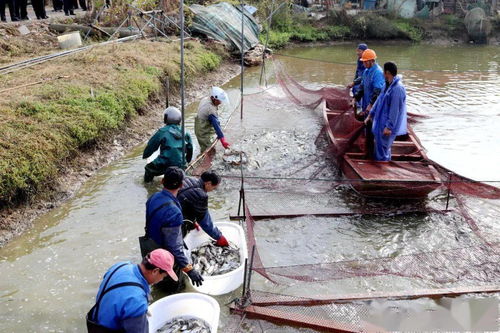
[86,249,177,333]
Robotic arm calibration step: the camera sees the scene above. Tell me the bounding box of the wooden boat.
[322,100,442,199]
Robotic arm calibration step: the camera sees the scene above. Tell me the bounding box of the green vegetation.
[0,40,221,206]
[394,20,425,42]
[260,7,430,49]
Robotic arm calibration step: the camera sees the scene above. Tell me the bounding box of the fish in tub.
[184,222,248,295]
[148,293,220,333]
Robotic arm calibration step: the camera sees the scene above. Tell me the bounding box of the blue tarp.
[189,2,261,54]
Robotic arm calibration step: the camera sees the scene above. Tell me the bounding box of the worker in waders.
[353,49,385,158]
[195,87,231,154]
[86,249,177,333]
[143,167,204,293]
[143,107,193,183]
[178,170,229,246]
[347,43,368,109]
[365,62,408,161]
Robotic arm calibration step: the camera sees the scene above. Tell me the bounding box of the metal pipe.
[265,1,287,22]
[246,244,256,296]
[446,172,452,210]
[239,0,244,120]
[165,76,170,108]
[241,258,248,302]
[107,16,130,41]
[180,0,186,167]
[0,35,140,75]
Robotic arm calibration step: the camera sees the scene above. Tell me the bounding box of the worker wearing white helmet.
[142,107,193,182]
[194,87,231,153]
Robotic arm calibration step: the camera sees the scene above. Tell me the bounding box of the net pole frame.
[246,244,256,298]
[237,152,246,220]
[241,257,248,303]
[240,0,244,120]
[259,0,275,87]
[180,0,186,167]
[446,172,452,210]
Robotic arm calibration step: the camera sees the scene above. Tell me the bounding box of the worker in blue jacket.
[347,43,368,108]
[86,249,178,333]
[145,167,203,292]
[143,107,193,182]
[365,62,407,161]
[353,48,385,158]
[178,171,229,246]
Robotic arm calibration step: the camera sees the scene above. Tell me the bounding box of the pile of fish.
[191,242,241,276]
[156,316,211,333]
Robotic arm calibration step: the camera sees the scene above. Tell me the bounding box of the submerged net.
[245,202,500,285]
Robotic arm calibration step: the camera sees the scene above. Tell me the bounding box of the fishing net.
[186,58,500,332]
[245,202,500,285]
[272,58,500,201]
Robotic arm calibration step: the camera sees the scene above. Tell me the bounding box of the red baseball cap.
[149,249,178,281]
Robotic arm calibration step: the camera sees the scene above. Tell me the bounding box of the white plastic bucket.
[57,31,82,49]
[148,293,220,333]
[184,221,248,295]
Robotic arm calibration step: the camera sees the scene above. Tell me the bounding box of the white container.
[184,221,248,295]
[57,31,82,49]
[148,293,220,333]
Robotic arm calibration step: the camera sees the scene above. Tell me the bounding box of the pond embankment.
[0,36,239,246]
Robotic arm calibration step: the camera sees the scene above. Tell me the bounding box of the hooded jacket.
[143,124,193,168]
[178,177,222,240]
[369,75,407,137]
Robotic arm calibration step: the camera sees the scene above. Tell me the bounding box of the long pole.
[259,0,274,87]
[180,0,186,167]
[240,0,244,120]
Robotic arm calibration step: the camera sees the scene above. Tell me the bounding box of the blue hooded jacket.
[360,63,385,112]
[146,190,190,267]
[370,75,408,136]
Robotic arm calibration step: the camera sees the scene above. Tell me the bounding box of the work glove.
[220,137,230,149]
[215,235,229,247]
[187,269,204,287]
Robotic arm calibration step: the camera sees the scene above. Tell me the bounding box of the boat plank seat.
[345,157,439,182]
[345,152,422,161]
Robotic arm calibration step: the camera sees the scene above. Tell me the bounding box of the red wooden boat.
[322,100,442,199]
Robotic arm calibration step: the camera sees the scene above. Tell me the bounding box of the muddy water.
[1,44,499,332]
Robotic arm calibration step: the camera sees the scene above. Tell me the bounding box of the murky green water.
[1,43,499,332]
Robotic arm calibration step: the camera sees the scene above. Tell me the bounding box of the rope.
[273,52,497,73]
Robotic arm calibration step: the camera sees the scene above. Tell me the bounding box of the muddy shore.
[0,60,240,247]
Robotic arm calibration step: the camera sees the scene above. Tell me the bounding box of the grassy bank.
[0,40,222,207]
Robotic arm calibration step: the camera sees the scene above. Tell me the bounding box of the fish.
[222,149,247,166]
[156,316,211,333]
[190,242,241,276]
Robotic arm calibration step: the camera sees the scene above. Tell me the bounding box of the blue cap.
[357,43,368,51]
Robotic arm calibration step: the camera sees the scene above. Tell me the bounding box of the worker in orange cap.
[353,48,385,158]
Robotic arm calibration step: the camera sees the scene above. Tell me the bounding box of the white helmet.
[210,87,229,104]
[163,106,182,125]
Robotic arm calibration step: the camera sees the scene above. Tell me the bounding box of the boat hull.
[322,100,441,200]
